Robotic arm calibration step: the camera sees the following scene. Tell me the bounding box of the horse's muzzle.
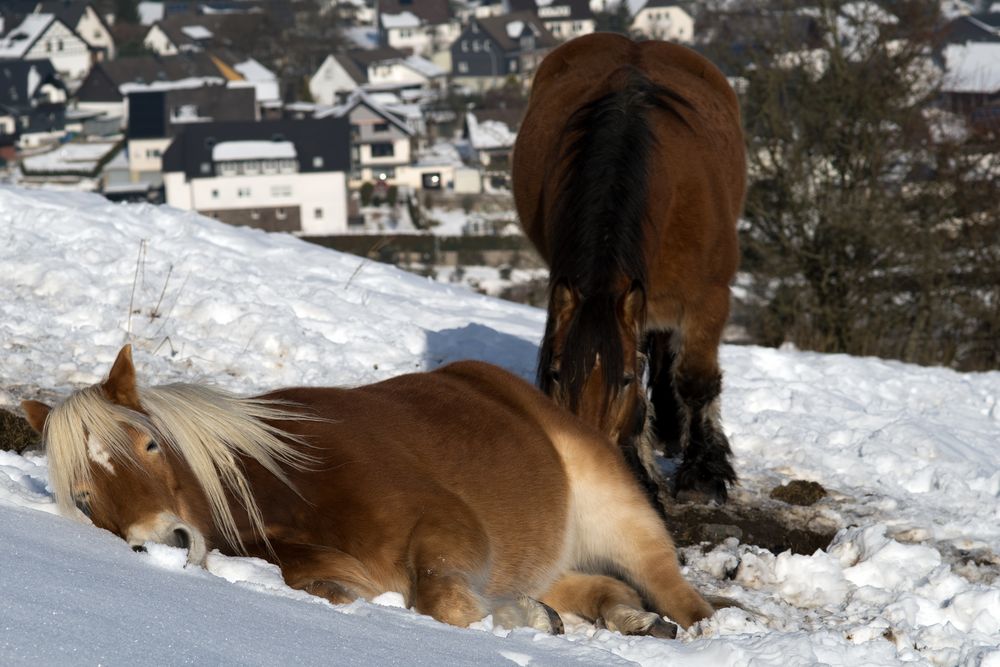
[126,512,208,567]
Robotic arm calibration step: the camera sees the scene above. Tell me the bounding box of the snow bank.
[1,185,999,665]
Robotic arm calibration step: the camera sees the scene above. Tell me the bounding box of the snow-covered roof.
[180,25,214,40]
[0,14,55,59]
[212,141,297,162]
[21,141,120,175]
[942,42,1000,93]
[505,20,525,38]
[402,55,444,79]
[138,1,165,25]
[234,58,276,83]
[466,112,516,150]
[120,77,227,95]
[381,11,421,29]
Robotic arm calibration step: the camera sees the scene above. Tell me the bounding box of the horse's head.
[538,279,648,445]
[23,346,212,565]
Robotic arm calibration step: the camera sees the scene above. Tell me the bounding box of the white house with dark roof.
[630,0,694,43]
[536,0,595,41]
[316,89,415,186]
[377,0,461,58]
[36,1,115,60]
[0,14,91,83]
[309,49,444,105]
[162,118,352,235]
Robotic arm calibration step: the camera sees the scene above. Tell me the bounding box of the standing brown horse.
[514,34,746,504]
[23,346,714,635]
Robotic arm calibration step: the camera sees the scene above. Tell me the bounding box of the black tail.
[537,67,692,511]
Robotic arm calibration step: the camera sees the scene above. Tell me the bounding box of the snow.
[404,54,445,79]
[381,11,421,29]
[466,112,516,150]
[119,77,227,94]
[943,43,1000,93]
[2,185,1000,665]
[180,25,214,40]
[212,141,297,162]
[506,20,525,39]
[0,14,54,59]
[138,1,165,25]
[20,141,120,175]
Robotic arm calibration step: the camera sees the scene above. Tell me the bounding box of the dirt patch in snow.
[0,408,39,454]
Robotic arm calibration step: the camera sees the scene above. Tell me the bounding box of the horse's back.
[263,361,588,595]
[514,34,745,315]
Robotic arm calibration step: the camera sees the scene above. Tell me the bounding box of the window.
[271,184,292,197]
[250,210,260,221]
[458,61,469,73]
[370,142,394,158]
[461,40,468,53]
[238,187,251,198]
[313,156,324,168]
[373,122,389,133]
[57,40,64,51]
[315,207,323,219]
[376,167,395,180]
[276,208,287,220]
[200,162,211,175]
[211,189,219,198]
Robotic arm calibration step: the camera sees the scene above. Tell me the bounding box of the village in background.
[1,0,998,368]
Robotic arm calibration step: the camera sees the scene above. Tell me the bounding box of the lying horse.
[513,34,746,504]
[23,345,714,634]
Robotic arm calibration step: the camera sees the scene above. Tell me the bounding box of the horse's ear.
[102,345,142,410]
[21,400,51,434]
[551,280,579,333]
[620,282,646,334]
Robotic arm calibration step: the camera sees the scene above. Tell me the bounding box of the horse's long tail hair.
[537,66,692,515]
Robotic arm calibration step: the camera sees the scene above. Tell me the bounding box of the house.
[74,53,229,125]
[450,12,558,90]
[143,14,227,55]
[309,53,367,104]
[127,84,257,185]
[0,58,68,149]
[940,41,1000,118]
[161,118,352,235]
[630,0,694,43]
[464,108,518,189]
[316,90,415,186]
[18,137,122,189]
[536,0,596,42]
[0,13,92,83]
[376,0,461,58]
[309,48,444,105]
[36,1,116,60]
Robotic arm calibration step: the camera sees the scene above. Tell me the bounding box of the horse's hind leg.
[673,290,737,503]
[542,571,677,638]
[406,505,560,632]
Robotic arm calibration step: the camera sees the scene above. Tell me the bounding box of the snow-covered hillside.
[1,186,999,666]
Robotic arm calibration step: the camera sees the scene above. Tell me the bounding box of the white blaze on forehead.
[87,433,116,474]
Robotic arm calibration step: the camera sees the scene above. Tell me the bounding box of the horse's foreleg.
[646,329,683,457]
[263,541,383,605]
[673,291,736,503]
[541,571,677,638]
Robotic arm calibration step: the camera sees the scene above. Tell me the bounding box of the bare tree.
[712,0,1000,370]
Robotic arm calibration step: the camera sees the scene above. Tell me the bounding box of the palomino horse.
[513,34,746,504]
[23,346,714,635]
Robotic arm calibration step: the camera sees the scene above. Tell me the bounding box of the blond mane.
[44,382,314,553]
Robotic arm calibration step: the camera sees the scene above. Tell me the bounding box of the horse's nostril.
[132,545,147,553]
[173,527,191,550]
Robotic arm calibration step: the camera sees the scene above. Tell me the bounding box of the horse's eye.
[622,374,636,387]
[548,369,561,383]
[146,440,160,453]
[74,492,92,518]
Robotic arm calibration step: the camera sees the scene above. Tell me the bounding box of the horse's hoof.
[673,467,730,505]
[599,605,678,639]
[493,595,564,634]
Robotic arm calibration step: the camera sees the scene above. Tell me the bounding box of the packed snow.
[1,186,999,666]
